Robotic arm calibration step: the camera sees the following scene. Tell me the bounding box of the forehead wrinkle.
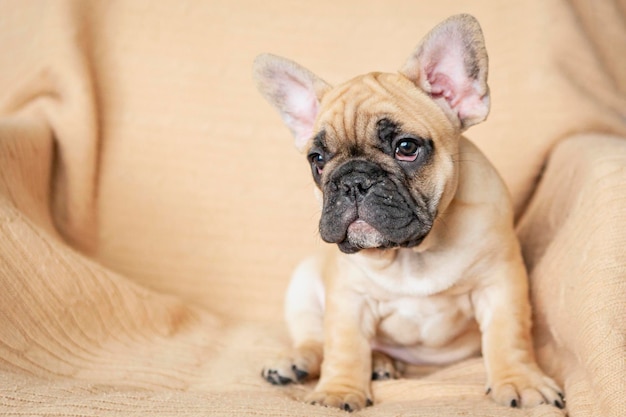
[377,74,449,141]
[324,80,385,151]
[319,72,440,154]
[340,89,367,137]
[312,130,326,149]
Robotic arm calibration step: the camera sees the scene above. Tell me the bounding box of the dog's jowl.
[254,14,564,412]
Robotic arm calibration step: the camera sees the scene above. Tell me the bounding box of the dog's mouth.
[318,159,435,254]
[336,219,429,254]
[344,219,385,250]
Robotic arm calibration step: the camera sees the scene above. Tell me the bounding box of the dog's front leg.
[306,285,374,412]
[472,252,565,409]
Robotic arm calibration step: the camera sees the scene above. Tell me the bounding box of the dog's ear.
[253,54,331,151]
[400,14,489,130]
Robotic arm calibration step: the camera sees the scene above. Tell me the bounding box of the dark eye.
[395,138,421,162]
[308,152,325,175]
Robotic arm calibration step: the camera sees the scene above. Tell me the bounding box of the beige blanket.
[1,1,625,415]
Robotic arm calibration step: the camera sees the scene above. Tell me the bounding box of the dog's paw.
[262,345,322,386]
[262,357,310,385]
[487,366,565,409]
[371,351,401,381]
[306,389,372,412]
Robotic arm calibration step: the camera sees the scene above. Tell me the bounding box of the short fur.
[254,14,564,412]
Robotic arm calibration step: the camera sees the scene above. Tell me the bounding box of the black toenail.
[371,372,379,380]
[292,365,309,381]
[485,387,491,395]
[343,403,353,412]
[276,375,292,385]
[555,399,564,409]
[366,398,373,407]
[510,399,518,408]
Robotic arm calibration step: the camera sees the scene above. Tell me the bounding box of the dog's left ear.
[401,14,489,130]
[253,54,332,152]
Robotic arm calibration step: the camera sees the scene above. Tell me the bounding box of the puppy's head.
[254,14,489,254]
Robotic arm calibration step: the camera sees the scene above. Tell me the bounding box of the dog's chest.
[372,292,475,348]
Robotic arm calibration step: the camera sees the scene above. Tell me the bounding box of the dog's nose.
[340,175,374,201]
[328,159,384,202]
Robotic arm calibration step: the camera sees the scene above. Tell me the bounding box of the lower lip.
[348,219,371,230]
[347,219,380,236]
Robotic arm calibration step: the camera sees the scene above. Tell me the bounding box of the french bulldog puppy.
[253,14,564,412]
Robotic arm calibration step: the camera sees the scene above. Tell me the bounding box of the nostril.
[355,177,374,194]
[338,177,374,199]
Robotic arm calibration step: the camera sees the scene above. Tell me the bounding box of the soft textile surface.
[0,1,625,416]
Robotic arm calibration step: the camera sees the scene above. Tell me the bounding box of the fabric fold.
[0,0,101,252]
[518,134,626,417]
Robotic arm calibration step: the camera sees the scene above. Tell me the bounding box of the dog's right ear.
[253,54,331,152]
[400,14,489,130]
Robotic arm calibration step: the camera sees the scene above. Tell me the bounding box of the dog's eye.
[308,152,325,175]
[395,139,420,162]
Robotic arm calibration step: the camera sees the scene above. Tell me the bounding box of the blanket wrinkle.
[0,0,101,253]
[518,135,626,417]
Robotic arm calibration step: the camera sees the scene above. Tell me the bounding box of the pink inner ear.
[428,72,455,101]
[424,51,485,126]
[429,70,479,110]
[288,92,318,141]
[282,75,320,150]
[424,43,472,104]
[400,16,489,128]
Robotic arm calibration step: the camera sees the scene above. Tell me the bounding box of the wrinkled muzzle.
[319,159,433,253]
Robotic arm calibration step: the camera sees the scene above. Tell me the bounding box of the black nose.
[329,160,383,203]
[340,175,374,201]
